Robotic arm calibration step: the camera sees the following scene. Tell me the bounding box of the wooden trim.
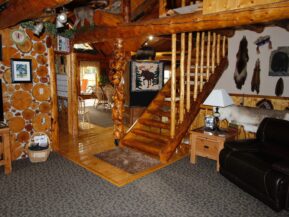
[180,32,185,123]
[170,34,177,138]
[229,93,289,100]
[48,47,59,151]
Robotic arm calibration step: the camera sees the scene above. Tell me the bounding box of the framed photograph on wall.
[10,58,32,83]
[55,36,70,53]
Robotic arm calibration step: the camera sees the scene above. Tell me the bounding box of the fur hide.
[234,36,249,89]
[219,105,289,132]
[251,59,260,94]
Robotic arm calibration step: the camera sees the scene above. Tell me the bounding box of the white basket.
[26,132,51,163]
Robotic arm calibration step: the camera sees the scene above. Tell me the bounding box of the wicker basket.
[26,132,51,163]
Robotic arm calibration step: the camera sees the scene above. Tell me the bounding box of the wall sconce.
[33,22,44,36]
[56,12,67,28]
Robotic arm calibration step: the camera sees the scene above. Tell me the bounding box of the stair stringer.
[159,58,229,162]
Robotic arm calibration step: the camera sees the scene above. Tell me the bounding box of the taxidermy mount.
[234,36,249,89]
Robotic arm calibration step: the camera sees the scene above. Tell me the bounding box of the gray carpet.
[95,147,160,174]
[0,153,288,217]
[86,106,113,127]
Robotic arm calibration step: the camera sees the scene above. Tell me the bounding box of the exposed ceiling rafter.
[74,1,289,43]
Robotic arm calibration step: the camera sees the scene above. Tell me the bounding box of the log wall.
[0,27,53,160]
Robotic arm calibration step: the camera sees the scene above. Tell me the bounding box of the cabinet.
[190,128,237,171]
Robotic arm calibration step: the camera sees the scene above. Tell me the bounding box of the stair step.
[121,139,163,155]
[164,97,180,101]
[139,118,170,129]
[131,129,169,144]
[147,108,171,117]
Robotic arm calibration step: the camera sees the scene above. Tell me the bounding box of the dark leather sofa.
[219,117,289,211]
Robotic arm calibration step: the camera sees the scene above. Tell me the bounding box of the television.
[0,79,4,122]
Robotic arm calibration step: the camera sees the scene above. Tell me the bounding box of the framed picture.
[0,34,2,61]
[55,36,70,53]
[204,115,216,131]
[269,47,289,76]
[130,61,164,92]
[10,58,32,83]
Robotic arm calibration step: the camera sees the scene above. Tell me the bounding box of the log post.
[67,53,79,138]
[48,46,59,151]
[159,0,167,17]
[110,38,126,144]
[212,32,216,72]
[217,34,221,64]
[206,31,211,80]
[122,0,131,23]
[186,32,192,111]
[222,35,226,57]
[180,32,185,123]
[200,31,205,91]
[193,32,200,100]
[170,34,177,138]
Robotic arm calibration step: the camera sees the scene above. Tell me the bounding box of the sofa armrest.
[272,161,289,176]
[224,139,260,152]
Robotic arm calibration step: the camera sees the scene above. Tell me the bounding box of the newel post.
[109,39,127,145]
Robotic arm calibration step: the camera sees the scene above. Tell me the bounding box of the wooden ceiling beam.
[0,0,71,29]
[74,1,289,43]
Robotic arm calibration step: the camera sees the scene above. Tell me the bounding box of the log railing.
[169,31,228,139]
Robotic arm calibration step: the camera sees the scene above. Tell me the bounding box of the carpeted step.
[131,129,169,144]
[121,139,164,155]
[139,118,170,129]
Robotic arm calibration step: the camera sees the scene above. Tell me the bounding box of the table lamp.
[203,89,233,131]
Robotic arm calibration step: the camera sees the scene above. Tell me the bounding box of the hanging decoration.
[256,99,274,110]
[275,77,284,96]
[234,36,249,89]
[254,35,272,54]
[20,21,76,39]
[251,58,260,94]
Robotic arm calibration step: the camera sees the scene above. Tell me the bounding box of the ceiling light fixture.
[56,12,67,28]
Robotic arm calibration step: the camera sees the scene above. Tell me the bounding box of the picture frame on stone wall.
[10,58,32,83]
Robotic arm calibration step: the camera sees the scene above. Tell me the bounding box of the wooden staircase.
[120,31,229,163]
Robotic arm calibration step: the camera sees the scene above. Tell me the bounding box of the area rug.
[95,147,160,174]
[86,106,113,128]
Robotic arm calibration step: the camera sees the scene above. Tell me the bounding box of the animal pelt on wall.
[251,58,260,94]
[234,36,249,89]
[275,77,284,96]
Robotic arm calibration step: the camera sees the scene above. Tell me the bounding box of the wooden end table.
[190,127,237,171]
[0,127,11,175]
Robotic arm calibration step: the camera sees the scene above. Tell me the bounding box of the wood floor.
[58,122,188,187]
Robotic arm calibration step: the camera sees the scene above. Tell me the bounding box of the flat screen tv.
[0,79,4,122]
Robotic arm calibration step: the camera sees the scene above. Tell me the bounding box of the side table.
[0,127,11,174]
[190,128,237,171]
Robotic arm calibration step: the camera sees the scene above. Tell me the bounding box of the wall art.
[10,58,32,83]
[269,47,289,76]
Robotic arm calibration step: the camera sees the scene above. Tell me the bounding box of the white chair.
[78,96,90,123]
[94,87,106,108]
[103,85,115,109]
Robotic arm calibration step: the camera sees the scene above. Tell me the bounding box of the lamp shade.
[203,89,233,107]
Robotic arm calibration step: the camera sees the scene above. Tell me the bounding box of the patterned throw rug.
[95,147,160,174]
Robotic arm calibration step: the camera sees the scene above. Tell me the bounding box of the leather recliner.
[219,117,289,211]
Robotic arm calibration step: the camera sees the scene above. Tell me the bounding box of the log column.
[110,39,126,144]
